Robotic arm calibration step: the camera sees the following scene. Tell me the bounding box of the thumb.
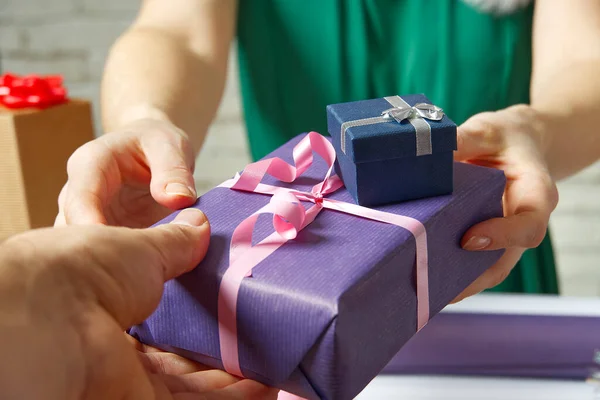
[85,208,210,329]
[454,112,504,162]
[142,125,198,209]
[142,208,211,282]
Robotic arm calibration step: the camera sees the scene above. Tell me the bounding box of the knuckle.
[66,142,100,174]
[67,138,118,178]
[1,231,33,255]
[506,104,531,119]
[54,213,66,227]
[169,164,193,176]
[157,225,198,263]
[548,183,560,210]
[167,124,191,147]
[527,220,548,248]
[153,354,170,374]
[505,216,548,249]
[478,120,501,144]
[503,228,520,249]
[152,166,193,188]
[57,183,68,207]
[168,225,196,249]
[142,229,179,275]
[508,104,539,130]
[513,217,547,249]
[489,268,512,288]
[466,116,504,149]
[143,124,194,165]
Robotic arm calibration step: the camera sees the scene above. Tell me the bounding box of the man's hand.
[453,105,559,302]
[0,208,277,400]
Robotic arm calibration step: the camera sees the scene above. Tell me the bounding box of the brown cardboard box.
[0,100,95,240]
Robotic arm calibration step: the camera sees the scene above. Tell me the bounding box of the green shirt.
[236,0,558,294]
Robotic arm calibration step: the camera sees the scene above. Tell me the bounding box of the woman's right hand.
[55,118,198,228]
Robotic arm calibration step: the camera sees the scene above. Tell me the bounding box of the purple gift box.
[129,133,506,399]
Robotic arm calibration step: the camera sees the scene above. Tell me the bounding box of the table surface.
[357,375,597,400]
[355,293,600,400]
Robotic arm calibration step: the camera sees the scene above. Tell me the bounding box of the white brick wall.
[2,0,78,17]
[26,20,130,53]
[1,0,599,298]
[0,0,134,133]
[0,25,22,51]
[80,0,139,13]
[551,166,600,296]
[0,0,241,133]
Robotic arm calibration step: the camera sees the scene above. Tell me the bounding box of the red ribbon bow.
[0,73,68,109]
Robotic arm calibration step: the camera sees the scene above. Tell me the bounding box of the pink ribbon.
[216,131,429,381]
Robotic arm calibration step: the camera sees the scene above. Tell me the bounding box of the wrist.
[527,102,567,162]
[509,104,554,157]
[107,103,191,142]
[108,103,174,131]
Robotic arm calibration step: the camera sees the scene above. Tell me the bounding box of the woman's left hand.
[453,104,559,302]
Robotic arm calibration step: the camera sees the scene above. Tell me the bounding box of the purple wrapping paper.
[382,312,600,380]
[129,134,506,399]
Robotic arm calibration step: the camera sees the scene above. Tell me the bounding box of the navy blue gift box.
[327,94,457,206]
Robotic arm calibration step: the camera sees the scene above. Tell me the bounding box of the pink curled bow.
[216,131,430,379]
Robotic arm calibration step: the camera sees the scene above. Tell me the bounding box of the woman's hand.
[0,208,277,400]
[55,118,198,228]
[453,105,559,302]
[131,339,276,400]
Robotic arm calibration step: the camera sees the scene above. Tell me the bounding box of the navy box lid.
[327,94,457,164]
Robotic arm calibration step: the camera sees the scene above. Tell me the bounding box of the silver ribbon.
[340,95,444,157]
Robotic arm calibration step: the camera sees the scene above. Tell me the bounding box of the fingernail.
[463,236,491,250]
[171,209,207,227]
[165,182,196,198]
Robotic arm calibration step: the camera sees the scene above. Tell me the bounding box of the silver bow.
[381,103,444,123]
[340,96,443,157]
